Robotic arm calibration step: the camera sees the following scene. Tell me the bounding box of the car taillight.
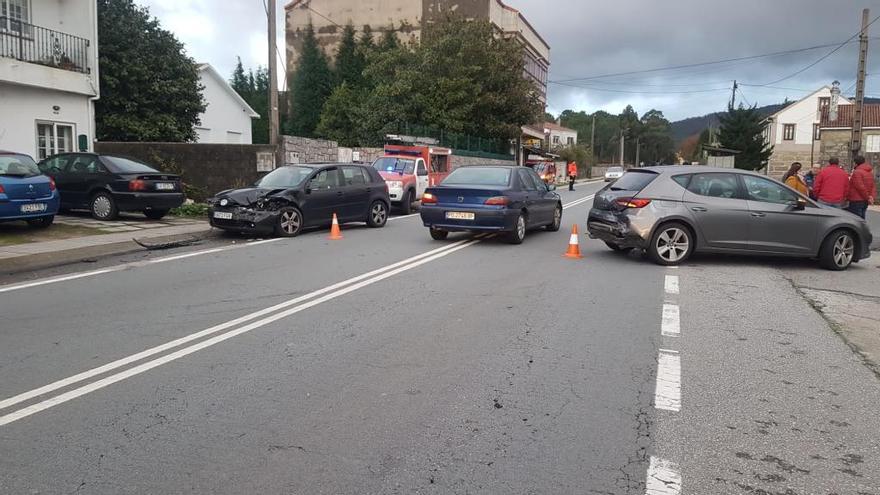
[484,196,510,206]
[49,177,56,191]
[0,184,4,194]
[421,192,438,204]
[129,179,147,192]
[616,198,651,209]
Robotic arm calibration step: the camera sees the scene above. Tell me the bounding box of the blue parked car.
[0,151,60,228]
[420,165,563,244]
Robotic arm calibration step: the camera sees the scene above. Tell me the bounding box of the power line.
[549,80,730,95]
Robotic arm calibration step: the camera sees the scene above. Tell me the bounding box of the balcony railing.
[0,17,90,74]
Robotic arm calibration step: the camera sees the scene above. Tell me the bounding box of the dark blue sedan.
[420,166,562,244]
[0,151,60,228]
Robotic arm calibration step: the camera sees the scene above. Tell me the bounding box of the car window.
[310,168,340,190]
[258,166,314,188]
[742,175,798,205]
[609,171,658,191]
[687,173,739,199]
[529,169,548,191]
[0,154,42,177]
[68,155,105,174]
[102,156,160,174]
[417,160,427,176]
[518,168,538,191]
[341,166,369,186]
[443,167,511,186]
[672,174,691,188]
[373,157,414,174]
[39,156,68,175]
[431,155,449,173]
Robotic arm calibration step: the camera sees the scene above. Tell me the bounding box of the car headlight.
[388,181,403,189]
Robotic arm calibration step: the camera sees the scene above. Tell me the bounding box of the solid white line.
[0,268,122,294]
[654,349,681,412]
[646,456,682,495]
[0,239,482,426]
[661,304,680,337]
[0,237,477,414]
[389,213,420,221]
[664,275,679,296]
[148,248,226,264]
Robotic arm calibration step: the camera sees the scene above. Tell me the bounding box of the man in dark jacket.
[813,157,849,208]
[847,155,877,219]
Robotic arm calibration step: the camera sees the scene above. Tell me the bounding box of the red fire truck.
[371,138,453,214]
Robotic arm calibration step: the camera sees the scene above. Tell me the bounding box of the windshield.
[442,167,511,186]
[373,157,415,174]
[102,156,160,174]
[0,154,42,178]
[607,167,624,173]
[257,166,315,188]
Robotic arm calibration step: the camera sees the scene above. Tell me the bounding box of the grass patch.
[0,223,109,247]
[170,203,209,217]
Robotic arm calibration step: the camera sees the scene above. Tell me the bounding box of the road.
[1,183,879,494]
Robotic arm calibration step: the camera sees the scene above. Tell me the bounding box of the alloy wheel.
[833,234,854,268]
[517,216,526,240]
[372,203,387,225]
[656,227,689,263]
[280,210,300,235]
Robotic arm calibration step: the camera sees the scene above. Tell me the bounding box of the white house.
[195,64,259,144]
[763,85,852,176]
[0,0,100,160]
[544,121,578,148]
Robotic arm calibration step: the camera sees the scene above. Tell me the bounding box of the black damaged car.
[208,164,390,237]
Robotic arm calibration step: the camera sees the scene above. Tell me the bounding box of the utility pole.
[730,80,738,108]
[851,8,870,164]
[268,0,281,161]
[619,132,625,167]
[635,136,641,168]
[590,114,596,166]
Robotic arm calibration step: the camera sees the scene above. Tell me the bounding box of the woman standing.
[782,162,809,196]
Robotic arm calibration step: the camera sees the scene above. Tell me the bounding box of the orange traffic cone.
[563,224,583,259]
[328,213,343,240]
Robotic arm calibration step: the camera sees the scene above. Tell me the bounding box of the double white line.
[0,193,596,426]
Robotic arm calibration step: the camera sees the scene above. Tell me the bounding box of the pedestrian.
[567,161,578,191]
[846,155,876,219]
[813,157,849,208]
[782,162,809,196]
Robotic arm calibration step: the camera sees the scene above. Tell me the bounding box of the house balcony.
[0,17,90,74]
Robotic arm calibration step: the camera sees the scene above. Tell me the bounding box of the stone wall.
[94,142,277,201]
[819,129,880,172]
[767,146,818,178]
[282,136,338,164]
[453,155,516,167]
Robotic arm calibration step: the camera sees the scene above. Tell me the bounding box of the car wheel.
[274,207,303,237]
[546,205,562,231]
[26,215,54,229]
[400,190,413,215]
[507,213,527,245]
[366,201,388,228]
[648,222,693,266]
[819,230,856,271]
[430,228,449,240]
[605,241,634,253]
[90,192,118,220]
[143,209,169,220]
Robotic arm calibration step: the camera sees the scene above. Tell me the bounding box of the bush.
[170,203,209,217]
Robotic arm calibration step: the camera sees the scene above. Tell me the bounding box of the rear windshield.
[0,154,41,178]
[443,167,511,186]
[103,156,160,174]
[609,171,658,191]
[607,167,623,173]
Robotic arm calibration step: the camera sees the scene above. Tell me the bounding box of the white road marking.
[389,213,420,221]
[646,456,681,495]
[654,349,681,412]
[661,304,680,337]
[664,275,679,295]
[0,268,122,294]
[148,248,226,264]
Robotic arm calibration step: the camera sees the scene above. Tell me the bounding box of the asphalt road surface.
[1,183,878,494]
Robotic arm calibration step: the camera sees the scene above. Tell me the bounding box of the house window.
[783,124,796,141]
[1,0,30,32]
[567,137,574,145]
[813,124,820,141]
[36,122,74,160]
[866,135,880,153]
[552,135,560,145]
[818,96,830,115]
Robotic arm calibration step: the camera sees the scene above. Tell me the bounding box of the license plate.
[213,211,233,220]
[21,203,47,213]
[156,183,175,191]
[446,211,475,220]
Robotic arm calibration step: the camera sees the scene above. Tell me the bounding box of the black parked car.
[208,163,391,237]
[38,153,185,220]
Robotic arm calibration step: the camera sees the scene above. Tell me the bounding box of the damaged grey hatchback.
[209,164,391,237]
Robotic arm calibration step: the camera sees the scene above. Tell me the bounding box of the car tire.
[430,228,449,240]
[400,190,413,215]
[366,201,388,228]
[274,207,303,238]
[90,192,118,220]
[143,209,169,220]
[819,230,856,271]
[27,215,54,229]
[648,222,693,266]
[605,241,634,253]
[546,205,562,231]
[507,213,527,245]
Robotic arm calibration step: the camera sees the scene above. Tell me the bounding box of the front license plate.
[446,211,475,220]
[213,211,233,220]
[155,183,175,191]
[21,203,47,213]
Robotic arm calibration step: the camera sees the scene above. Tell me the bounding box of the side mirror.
[789,197,807,211]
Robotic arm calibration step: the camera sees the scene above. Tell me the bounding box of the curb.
[0,228,220,276]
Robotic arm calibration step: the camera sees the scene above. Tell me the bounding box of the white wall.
[551,129,578,146]
[0,82,94,158]
[195,70,254,144]
[769,87,851,146]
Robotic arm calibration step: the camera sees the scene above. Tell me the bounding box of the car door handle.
[691,206,707,212]
[751,212,766,218]
[336,191,344,196]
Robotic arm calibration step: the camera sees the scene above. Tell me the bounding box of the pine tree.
[359,25,375,55]
[335,23,363,87]
[379,25,400,52]
[317,82,362,146]
[230,57,250,98]
[718,105,773,171]
[289,24,333,137]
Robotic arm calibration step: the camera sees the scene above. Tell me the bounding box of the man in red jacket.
[813,157,849,208]
[847,155,877,219]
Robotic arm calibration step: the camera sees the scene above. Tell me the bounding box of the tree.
[560,110,620,163]
[289,24,333,137]
[316,82,362,146]
[638,109,675,164]
[228,61,270,144]
[230,57,250,98]
[557,145,590,175]
[618,105,641,164]
[718,105,773,171]
[359,25,375,54]
[96,0,205,142]
[335,24,363,88]
[379,26,400,52]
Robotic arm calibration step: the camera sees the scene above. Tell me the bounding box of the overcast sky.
[141,0,880,122]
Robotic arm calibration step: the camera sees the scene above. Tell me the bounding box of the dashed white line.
[654,349,681,412]
[664,275,679,295]
[661,304,680,337]
[646,456,682,494]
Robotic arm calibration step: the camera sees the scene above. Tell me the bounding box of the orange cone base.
[329,213,343,240]
[563,225,583,259]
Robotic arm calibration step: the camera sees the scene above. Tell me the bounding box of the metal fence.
[0,17,90,74]
[391,122,514,161]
